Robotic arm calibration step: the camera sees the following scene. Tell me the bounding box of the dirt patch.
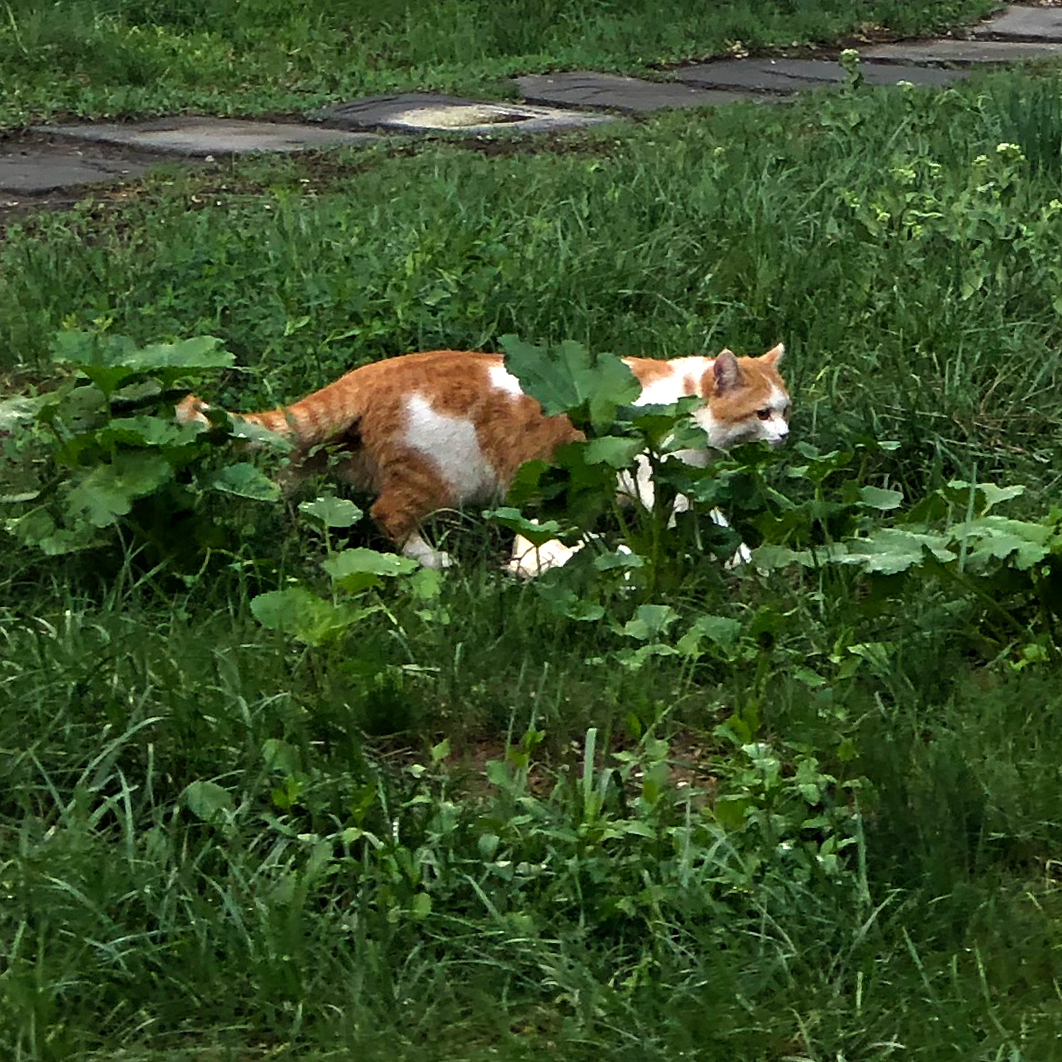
[0,130,183,230]
[372,726,721,804]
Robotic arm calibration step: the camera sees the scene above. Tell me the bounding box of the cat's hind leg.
[371,454,454,569]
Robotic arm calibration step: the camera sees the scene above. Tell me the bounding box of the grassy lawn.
[0,0,994,125]
[4,5,1062,1061]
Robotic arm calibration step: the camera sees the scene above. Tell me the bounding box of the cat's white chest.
[403,394,499,501]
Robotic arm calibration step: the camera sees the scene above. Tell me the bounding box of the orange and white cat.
[176,345,789,569]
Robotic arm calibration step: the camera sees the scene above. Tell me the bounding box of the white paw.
[419,549,453,570]
[505,534,584,579]
[724,542,753,570]
[402,532,452,570]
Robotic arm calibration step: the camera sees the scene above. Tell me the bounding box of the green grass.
[4,65,1062,1062]
[0,0,994,125]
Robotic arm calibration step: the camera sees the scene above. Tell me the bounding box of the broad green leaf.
[4,508,103,554]
[750,544,815,569]
[500,335,640,432]
[958,516,1054,571]
[51,332,233,395]
[212,462,281,501]
[250,586,375,644]
[838,528,955,574]
[561,597,606,622]
[64,452,173,527]
[182,780,234,823]
[712,795,749,830]
[408,566,445,602]
[0,394,46,431]
[622,397,704,449]
[477,832,500,859]
[979,483,1025,511]
[111,378,163,404]
[847,642,894,676]
[229,418,292,451]
[324,547,418,592]
[793,666,827,688]
[858,485,904,510]
[51,383,109,434]
[582,436,643,468]
[51,332,141,395]
[622,604,679,641]
[945,480,1025,516]
[677,614,743,655]
[789,445,853,485]
[593,549,644,571]
[126,335,232,372]
[485,760,511,788]
[614,643,679,669]
[262,738,301,775]
[483,506,566,545]
[97,415,202,448]
[299,496,363,528]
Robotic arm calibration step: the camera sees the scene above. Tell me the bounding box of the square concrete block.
[860,39,1062,65]
[311,93,612,134]
[973,6,1062,41]
[514,71,762,112]
[675,58,967,93]
[38,119,381,156]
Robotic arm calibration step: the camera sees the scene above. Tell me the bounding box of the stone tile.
[514,71,762,112]
[0,146,151,194]
[973,5,1062,41]
[311,93,611,133]
[38,119,380,156]
[674,58,967,93]
[861,39,1062,65]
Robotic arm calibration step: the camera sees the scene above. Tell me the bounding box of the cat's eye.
[756,408,771,421]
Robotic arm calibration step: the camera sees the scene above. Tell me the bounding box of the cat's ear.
[760,343,785,366]
[712,349,741,394]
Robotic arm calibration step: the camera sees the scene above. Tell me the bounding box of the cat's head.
[696,344,790,450]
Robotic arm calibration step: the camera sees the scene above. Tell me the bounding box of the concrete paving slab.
[860,38,1062,65]
[37,118,380,156]
[675,58,967,93]
[973,5,1062,41]
[0,145,152,194]
[514,71,763,112]
[311,93,611,134]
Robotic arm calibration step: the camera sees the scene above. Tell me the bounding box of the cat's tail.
[175,394,348,446]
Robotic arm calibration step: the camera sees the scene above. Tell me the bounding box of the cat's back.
[352,349,578,501]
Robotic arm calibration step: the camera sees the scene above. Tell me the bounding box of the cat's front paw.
[724,542,753,570]
[419,549,453,570]
[401,533,452,570]
[506,534,582,579]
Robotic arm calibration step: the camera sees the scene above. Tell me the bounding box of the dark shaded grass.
[2,581,1062,1059]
